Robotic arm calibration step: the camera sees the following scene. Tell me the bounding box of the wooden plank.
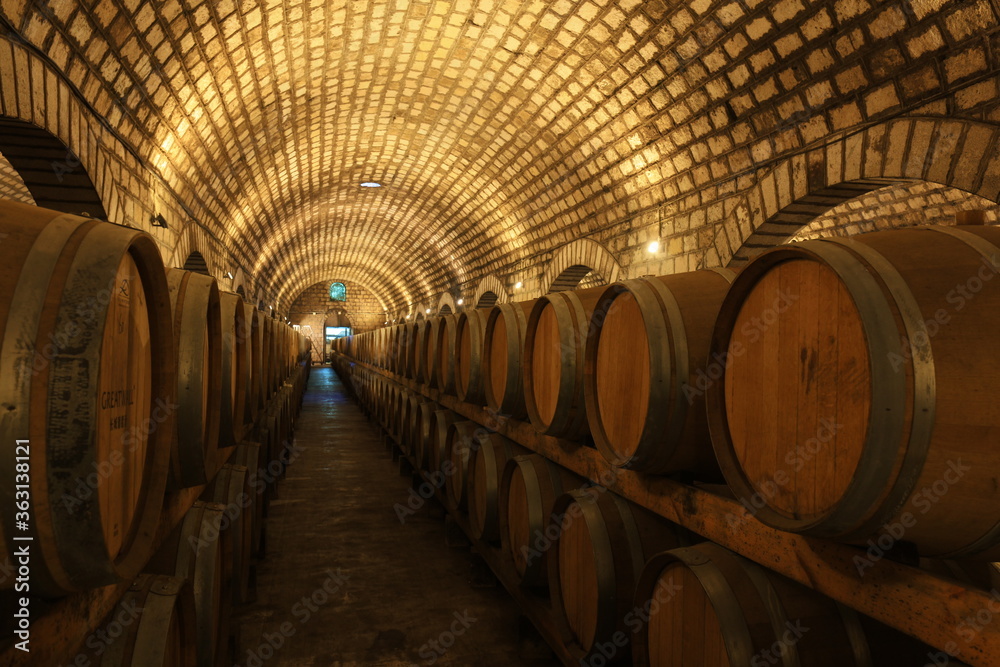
[343,356,1000,667]
[0,445,237,667]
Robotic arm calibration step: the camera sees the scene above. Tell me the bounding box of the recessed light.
[360,181,382,188]
[647,240,660,253]
[514,281,522,289]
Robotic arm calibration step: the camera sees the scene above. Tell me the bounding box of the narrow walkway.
[236,367,555,667]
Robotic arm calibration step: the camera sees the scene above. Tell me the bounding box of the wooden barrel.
[232,441,267,556]
[413,320,433,384]
[0,201,174,595]
[633,542,922,667]
[455,309,488,405]
[445,421,486,510]
[203,464,255,604]
[483,300,535,419]
[257,310,273,406]
[500,454,581,588]
[218,293,249,446]
[435,314,458,395]
[427,409,460,476]
[467,434,528,542]
[402,394,427,455]
[245,305,263,415]
[524,287,604,439]
[391,386,408,442]
[413,401,441,470]
[584,270,733,475]
[422,318,444,388]
[707,225,1000,557]
[402,323,417,379]
[165,269,222,488]
[146,501,232,667]
[86,574,197,666]
[549,489,689,659]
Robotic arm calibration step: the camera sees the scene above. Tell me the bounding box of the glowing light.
[647,241,660,254]
[360,182,382,188]
[456,298,464,306]
[514,281,522,289]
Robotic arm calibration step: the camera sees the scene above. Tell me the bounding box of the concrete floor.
[234,367,557,667]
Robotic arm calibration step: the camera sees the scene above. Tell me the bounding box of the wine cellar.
[1,1,1000,666]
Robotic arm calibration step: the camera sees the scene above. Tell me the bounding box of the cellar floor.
[234,366,557,667]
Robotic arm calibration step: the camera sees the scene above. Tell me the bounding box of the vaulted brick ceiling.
[3,0,996,311]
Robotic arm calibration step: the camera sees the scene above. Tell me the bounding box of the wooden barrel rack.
[330,227,1000,667]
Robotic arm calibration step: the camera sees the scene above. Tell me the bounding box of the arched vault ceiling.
[7,0,998,310]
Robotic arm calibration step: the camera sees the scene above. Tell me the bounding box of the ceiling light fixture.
[360,181,382,188]
[647,240,660,253]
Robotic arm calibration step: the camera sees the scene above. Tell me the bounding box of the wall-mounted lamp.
[647,240,660,253]
[150,213,168,228]
[514,281,523,289]
[456,298,464,306]
[225,271,234,279]
[425,308,431,314]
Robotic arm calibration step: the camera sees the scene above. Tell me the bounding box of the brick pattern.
[471,274,508,308]
[288,280,386,338]
[0,150,33,203]
[0,0,997,315]
[792,181,1000,241]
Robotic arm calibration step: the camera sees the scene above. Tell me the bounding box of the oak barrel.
[413,401,441,470]
[146,501,232,667]
[0,201,174,595]
[633,542,922,667]
[455,309,488,405]
[165,268,222,488]
[402,394,427,456]
[467,434,528,542]
[444,420,487,510]
[549,489,689,660]
[435,314,458,395]
[499,454,581,588]
[218,292,249,446]
[524,287,605,439]
[585,269,733,475]
[245,305,264,415]
[707,225,1000,557]
[203,464,255,604]
[422,318,443,388]
[233,441,268,556]
[426,408,460,476]
[86,574,198,666]
[483,300,535,419]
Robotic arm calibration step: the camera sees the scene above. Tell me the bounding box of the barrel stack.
[0,200,311,663]
[328,222,1000,665]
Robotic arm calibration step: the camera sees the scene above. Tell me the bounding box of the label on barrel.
[47,357,91,461]
[100,386,135,431]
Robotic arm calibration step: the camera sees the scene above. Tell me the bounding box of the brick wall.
[289,280,386,359]
[0,1,997,315]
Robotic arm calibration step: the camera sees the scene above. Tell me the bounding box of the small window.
[329,282,347,302]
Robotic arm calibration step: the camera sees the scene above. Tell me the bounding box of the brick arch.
[0,116,107,219]
[435,293,457,315]
[472,274,508,308]
[541,238,623,294]
[726,118,1000,267]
